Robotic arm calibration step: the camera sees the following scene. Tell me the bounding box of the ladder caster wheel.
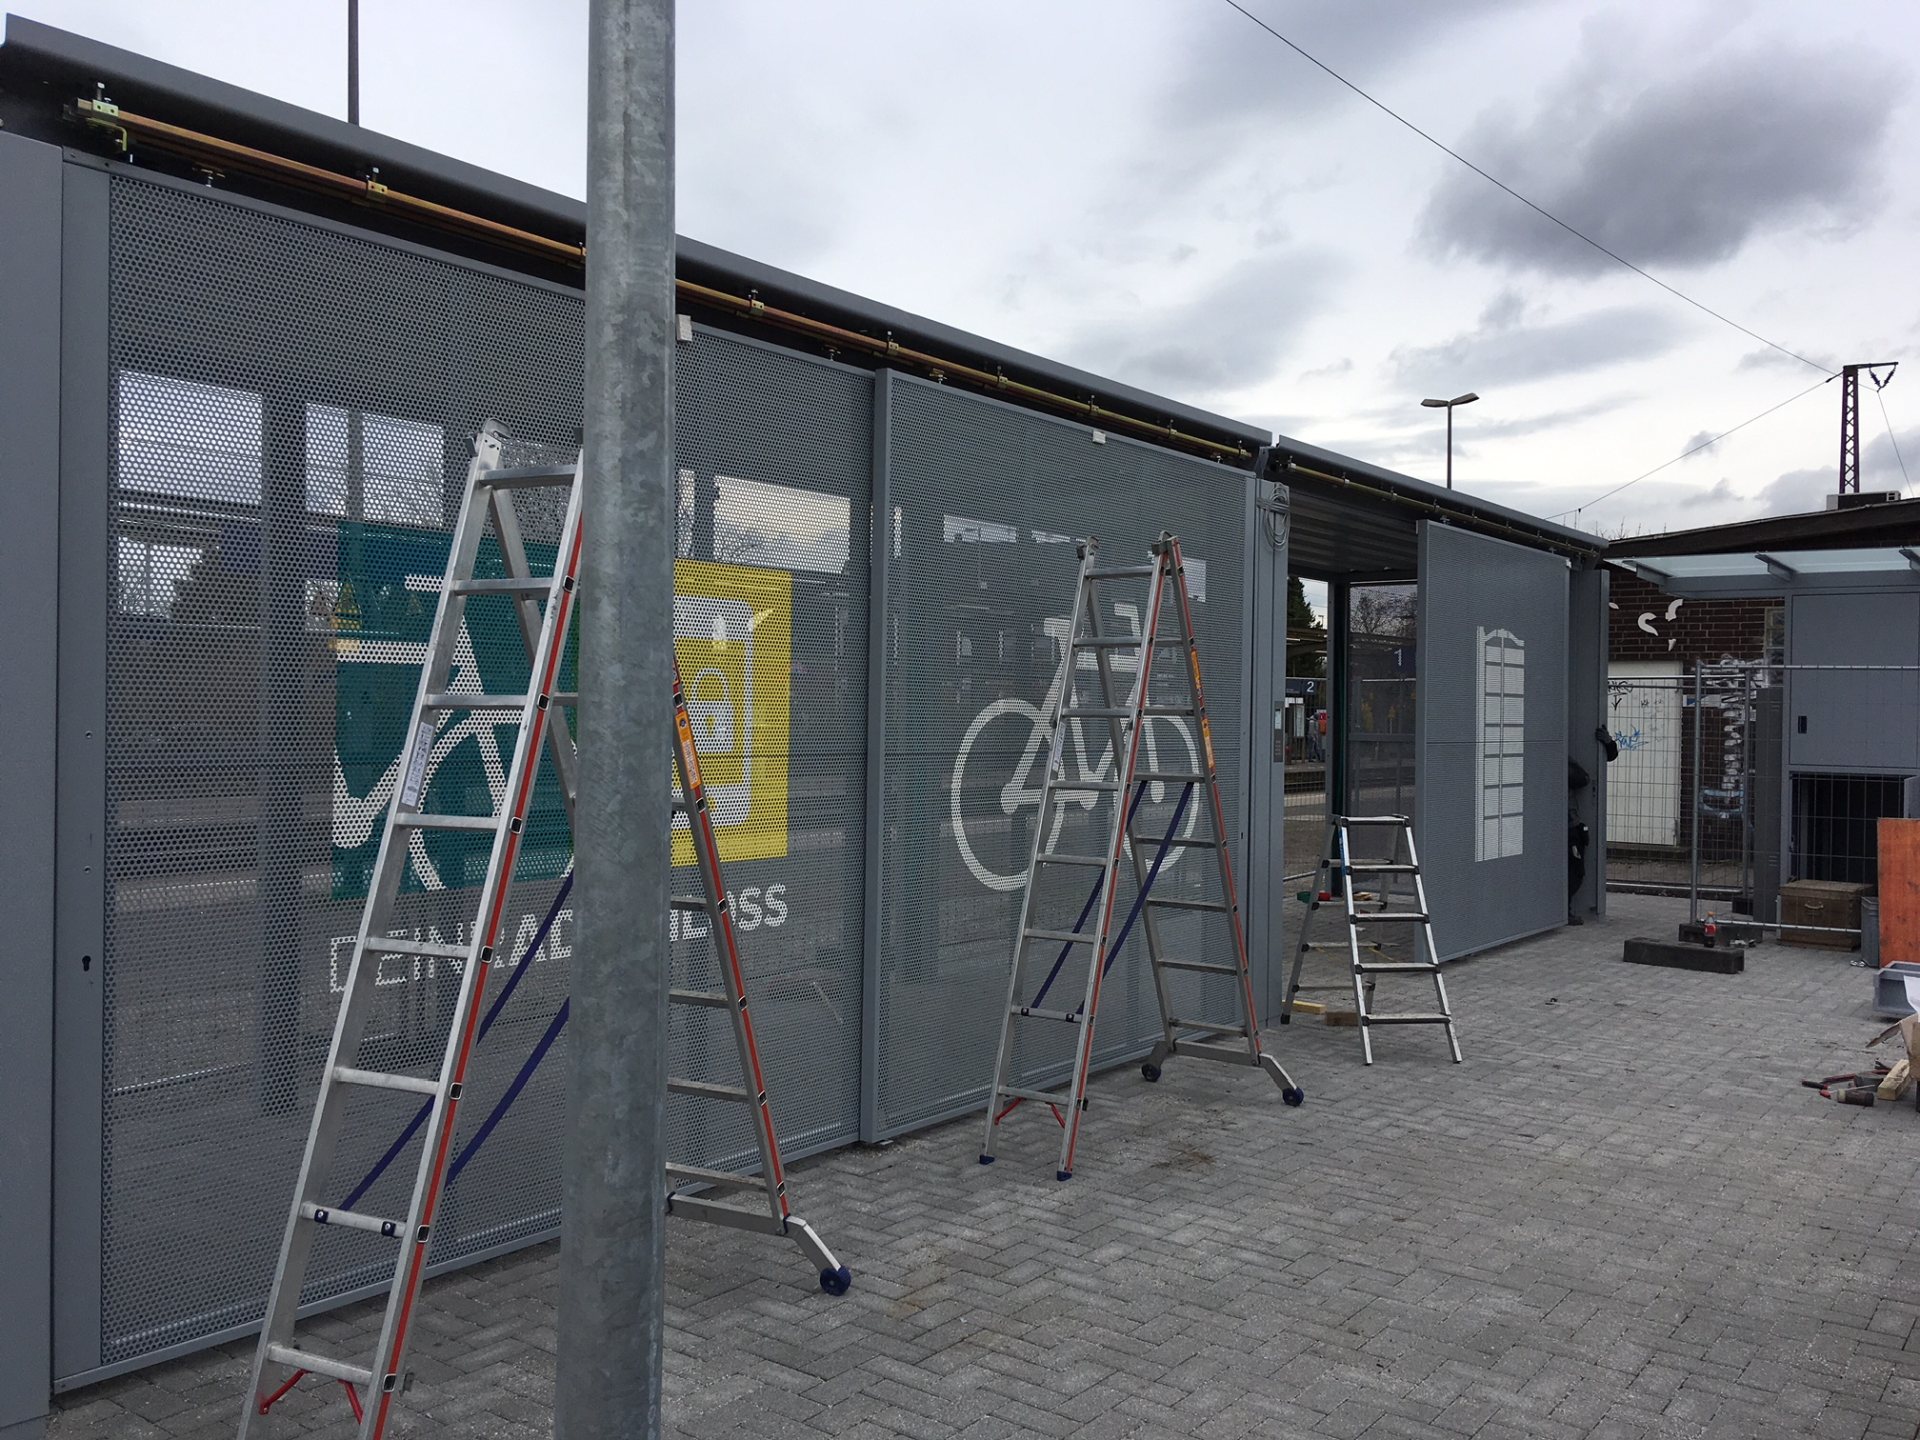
[819,1266,852,1296]
[1282,1086,1305,1108]
[1141,1062,1161,1083]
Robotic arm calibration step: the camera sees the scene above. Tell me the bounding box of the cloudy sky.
[28,0,1920,537]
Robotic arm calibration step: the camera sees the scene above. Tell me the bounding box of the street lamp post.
[1421,392,1479,490]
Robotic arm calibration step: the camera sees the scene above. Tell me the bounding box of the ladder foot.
[1140,1061,1162,1083]
[977,1153,995,1165]
[1278,1012,1291,1024]
[1282,1086,1305,1107]
[1056,1169,1073,1182]
[819,1265,853,1296]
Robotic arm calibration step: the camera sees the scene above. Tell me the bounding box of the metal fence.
[1605,660,1920,942]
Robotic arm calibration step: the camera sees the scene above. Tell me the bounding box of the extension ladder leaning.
[1281,815,1464,1065]
[980,533,1304,1182]
[242,424,845,1440]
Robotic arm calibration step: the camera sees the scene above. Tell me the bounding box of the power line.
[1217,0,1829,374]
[1548,375,1835,520]
[1875,380,1912,488]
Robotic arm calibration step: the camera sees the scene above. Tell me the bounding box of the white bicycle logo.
[950,604,1200,892]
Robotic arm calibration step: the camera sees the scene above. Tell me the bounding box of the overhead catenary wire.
[1872,369,1912,488]
[1548,375,1836,520]
[1217,0,1829,375]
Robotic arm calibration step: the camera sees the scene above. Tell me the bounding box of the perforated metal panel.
[1415,521,1568,959]
[99,172,869,1367]
[875,374,1252,1138]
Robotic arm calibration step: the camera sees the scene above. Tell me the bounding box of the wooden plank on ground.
[1879,818,1920,967]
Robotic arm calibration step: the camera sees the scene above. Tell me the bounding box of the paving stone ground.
[53,894,1920,1439]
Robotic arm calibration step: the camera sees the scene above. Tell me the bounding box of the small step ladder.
[979,533,1303,1182]
[1281,815,1463,1066]
[243,424,843,1440]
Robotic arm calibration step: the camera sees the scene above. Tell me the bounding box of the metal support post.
[1689,663,1702,925]
[559,1,676,1437]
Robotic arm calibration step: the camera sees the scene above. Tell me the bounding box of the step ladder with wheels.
[1281,815,1463,1066]
[242,424,845,1440]
[979,533,1304,1183]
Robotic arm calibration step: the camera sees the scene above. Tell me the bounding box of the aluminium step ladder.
[979,533,1303,1183]
[1281,815,1463,1066]
[243,424,844,1440]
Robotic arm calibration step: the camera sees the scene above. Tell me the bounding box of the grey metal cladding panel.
[97,171,869,1367]
[876,374,1251,1138]
[0,130,62,1429]
[1416,522,1568,960]
[1786,593,1920,772]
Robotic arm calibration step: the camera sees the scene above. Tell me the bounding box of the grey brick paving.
[52,895,1920,1438]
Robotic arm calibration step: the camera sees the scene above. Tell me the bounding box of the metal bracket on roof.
[1899,547,1920,574]
[1756,552,1798,582]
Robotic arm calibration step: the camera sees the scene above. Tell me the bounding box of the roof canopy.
[1618,547,1920,597]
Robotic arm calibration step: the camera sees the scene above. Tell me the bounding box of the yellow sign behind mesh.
[672,558,791,866]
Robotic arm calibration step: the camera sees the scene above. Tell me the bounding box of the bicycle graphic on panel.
[950,601,1201,892]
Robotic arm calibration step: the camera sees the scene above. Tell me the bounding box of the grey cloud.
[1679,431,1717,458]
[1738,346,1826,373]
[1390,304,1683,387]
[1064,249,1343,399]
[1754,465,1832,516]
[1679,478,1741,509]
[1422,44,1904,276]
[1297,357,1354,382]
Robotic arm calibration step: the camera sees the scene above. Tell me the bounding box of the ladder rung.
[669,896,709,911]
[265,1344,373,1389]
[1169,1018,1248,1037]
[668,1078,750,1102]
[1023,928,1098,945]
[1301,941,1354,951]
[1133,771,1206,783]
[999,1084,1075,1104]
[1072,637,1142,649]
[1356,912,1429,924]
[550,691,579,706]
[1086,565,1155,580]
[1356,961,1441,974]
[447,577,555,596]
[364,937,470,960]
[1050,778,1120,793]
[1156,959,1240,976]
[1037,853,1111,868]
[1060,707,1133,719]
[1364,1012,1453,1025]
[666,1162,769,1190]
[1147,897,1229,912]
[1338,814,1409,825]
[422,691,533,710]
[1141,704,1196,716]
[393,812,497,832]
[300,1202,407,1239]
[670,988,731,1009]
[1141,834,1219,849]
[331,1065,442,1097]
[1010,1004,1084,1024]
[475,464,578,489]
[1348,862,1418,874]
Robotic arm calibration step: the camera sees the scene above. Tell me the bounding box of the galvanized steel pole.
[558,0,674,1436]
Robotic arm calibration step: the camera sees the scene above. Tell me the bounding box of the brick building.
[1607,568,1777,665]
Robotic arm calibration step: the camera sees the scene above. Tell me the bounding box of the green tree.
[1287,574,1326,678]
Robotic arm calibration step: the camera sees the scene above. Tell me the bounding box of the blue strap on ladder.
[1026,780,1195,1007]
[339,869,574,1210]
[1100,781,1194,978]
[1026,782,1149,1010]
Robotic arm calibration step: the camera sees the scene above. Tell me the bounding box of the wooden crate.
[1781,879,1869,949]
